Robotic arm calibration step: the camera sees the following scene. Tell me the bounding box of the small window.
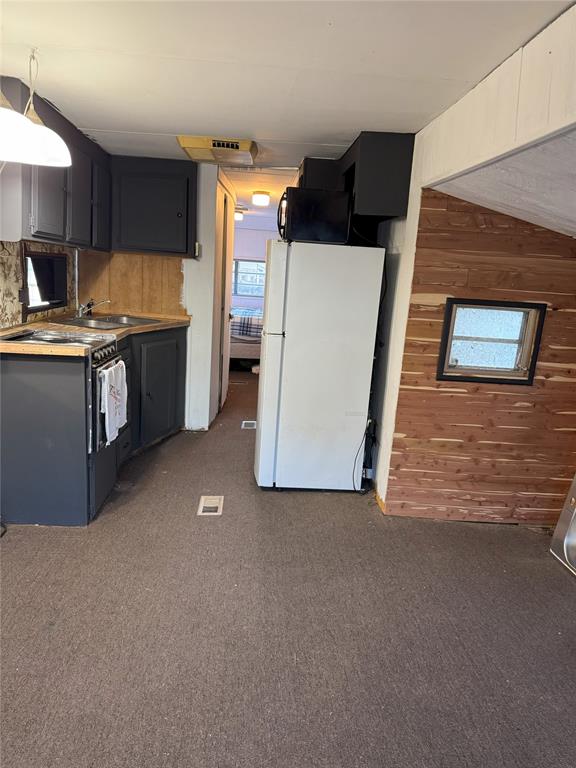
[437,299,546,385]
[24,252,68,313]
[232,259,266,297]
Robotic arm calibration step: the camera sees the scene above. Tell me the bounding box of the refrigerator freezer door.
[254,332,284,487]
[263,240,288,334]
[275,243,385,490]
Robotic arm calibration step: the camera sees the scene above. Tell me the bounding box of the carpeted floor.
[1,372,574,768]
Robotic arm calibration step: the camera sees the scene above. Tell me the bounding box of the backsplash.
[0,241,77,329]
[78,250,186,317]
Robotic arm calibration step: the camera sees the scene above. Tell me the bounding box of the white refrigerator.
[254,240,385,490]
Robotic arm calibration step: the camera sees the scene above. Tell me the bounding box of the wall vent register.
[437,299,546,385]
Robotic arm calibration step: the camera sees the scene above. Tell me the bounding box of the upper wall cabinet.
[92,163,112,252]
[0,77,111,249]
[111,157,197,257]
[66,146,93,246]
[30,166,67,240]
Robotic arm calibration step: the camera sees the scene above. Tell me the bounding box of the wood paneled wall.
[78,251,186,317]
[385,190,576,526]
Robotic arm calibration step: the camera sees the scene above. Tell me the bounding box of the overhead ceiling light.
[0,50,71,169]
[252,191,270,207]
[234,211,244,222]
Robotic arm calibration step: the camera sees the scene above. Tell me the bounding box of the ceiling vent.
[177,135,258,166]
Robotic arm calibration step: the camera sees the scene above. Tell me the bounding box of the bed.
[230,311,263,360]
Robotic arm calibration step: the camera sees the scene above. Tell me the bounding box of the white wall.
[182,164,218,430]
[373,4,576,499]
[183,165,236,429]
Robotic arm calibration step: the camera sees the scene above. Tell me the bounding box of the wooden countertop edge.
[0,313,191,356]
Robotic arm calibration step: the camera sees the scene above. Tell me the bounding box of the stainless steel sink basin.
[61,317,122,329]
[55,315,160,330]
[551,474,576,577]
[96,315,160,326]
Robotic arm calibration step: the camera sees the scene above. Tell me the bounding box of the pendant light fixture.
[252,190,270,207]
[0,90,38,165]
[0,49,71,168]
[24,50,71,167]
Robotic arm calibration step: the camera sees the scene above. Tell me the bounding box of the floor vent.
[197,495,224,516]
[241,420,257,430]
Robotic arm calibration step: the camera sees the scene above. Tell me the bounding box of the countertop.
[0,312,191,357]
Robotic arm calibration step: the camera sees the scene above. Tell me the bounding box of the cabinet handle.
[146,391,152,400]
[176,212,183,218]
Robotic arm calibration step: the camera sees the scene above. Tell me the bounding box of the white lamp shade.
[252,191,270,207]
[0,106,71,167]
[28,122,72,167]
[234,211,244,221]
[0,107,38,164]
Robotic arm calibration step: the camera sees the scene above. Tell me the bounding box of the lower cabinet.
[0,326,187,526]
[122,327,187,461]
[141,337,178,445]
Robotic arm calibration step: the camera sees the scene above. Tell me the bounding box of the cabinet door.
[66,147,92,246]
[114,171,189,253]
[92,163,111,251]
[31,166,67,240]
[140,338,178,446]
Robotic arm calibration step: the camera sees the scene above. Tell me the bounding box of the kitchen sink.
[56,315,160,329]
[96,315,160,326]
[61,317,122,329]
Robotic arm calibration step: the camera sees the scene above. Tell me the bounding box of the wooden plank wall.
[385,189,576,526]
[78,251,186,317]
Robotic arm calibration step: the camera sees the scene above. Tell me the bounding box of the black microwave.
[277,187,350,244]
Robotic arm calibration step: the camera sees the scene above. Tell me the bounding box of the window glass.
[453,307,524,341]
[233,260,266,297]
[26,258,50,308]
[449,339,520,370]
[437,300,546,385]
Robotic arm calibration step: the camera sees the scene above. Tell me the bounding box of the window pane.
[449,339,520,370]
[453,307,525,341]
[234,260,266,297]
[26,259,49,307]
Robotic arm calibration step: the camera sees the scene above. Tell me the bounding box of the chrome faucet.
[78,298,111,317]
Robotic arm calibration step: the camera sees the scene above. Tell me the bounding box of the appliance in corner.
[277,187,350,244]
[254,240,385,490]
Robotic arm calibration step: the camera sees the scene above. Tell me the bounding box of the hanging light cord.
[23,48,39,117]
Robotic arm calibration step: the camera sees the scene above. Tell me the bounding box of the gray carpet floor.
[1,372,575,768]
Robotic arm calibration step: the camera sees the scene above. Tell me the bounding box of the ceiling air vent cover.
[177,135,258,166]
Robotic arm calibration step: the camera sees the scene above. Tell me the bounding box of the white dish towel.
[100,360,127,445]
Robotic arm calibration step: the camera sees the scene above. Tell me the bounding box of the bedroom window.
[232,260,266,297]
[437,299,546,385]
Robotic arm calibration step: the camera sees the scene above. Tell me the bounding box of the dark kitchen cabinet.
[0,353,113,526]
[298,157,344,191]
[130,327,187,452]
[111,157,197,256]
[141,338,178,445]
[30,166,67,240]
[66,146,93,246]
[92,163,112,251]
[339,132,415,218]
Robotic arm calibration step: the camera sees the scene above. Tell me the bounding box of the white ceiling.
[222,167,297,231]
[0,1,571,167]
[435,128,576,237]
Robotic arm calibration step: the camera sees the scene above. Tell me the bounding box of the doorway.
[222,167,297,375]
